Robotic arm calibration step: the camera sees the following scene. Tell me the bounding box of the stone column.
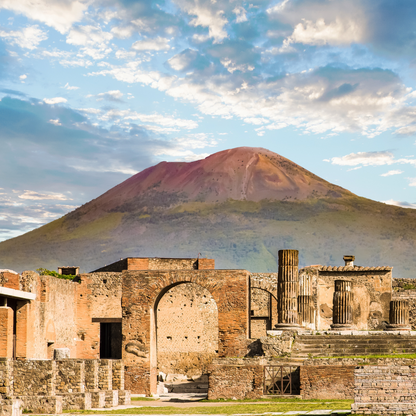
[275,249,300,329]
[330,280,354,330]
[298,272,313,327]
[385,300,411,331]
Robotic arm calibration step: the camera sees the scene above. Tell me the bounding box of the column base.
[385,324,411,331]
[330,324,354,330]
[274,323,301,330]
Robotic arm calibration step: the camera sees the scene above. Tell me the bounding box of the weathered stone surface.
[54,348,70,360]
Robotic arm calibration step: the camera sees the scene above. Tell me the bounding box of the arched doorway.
[156,282,219,378]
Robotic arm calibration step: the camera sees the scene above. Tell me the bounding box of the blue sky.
[0,0,416,242]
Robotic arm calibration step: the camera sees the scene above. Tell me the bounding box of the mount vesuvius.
[1,147,415,276]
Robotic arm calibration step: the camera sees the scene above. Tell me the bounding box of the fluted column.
[275,249,300,329]
[330,280,354,330]
[298,272,313,326]
[385,300,411,331]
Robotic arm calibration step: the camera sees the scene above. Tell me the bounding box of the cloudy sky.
[0,0,416,242]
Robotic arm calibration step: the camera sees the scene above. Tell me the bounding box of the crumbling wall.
[157,282,218,377]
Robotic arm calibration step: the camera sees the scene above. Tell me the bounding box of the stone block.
[104,390,118,408]
[90,391,106,408]
[118,390,131,405]
[59,393,91,410]
[19,396,62,415]
[0,399,21,416]
[54,348,70,360]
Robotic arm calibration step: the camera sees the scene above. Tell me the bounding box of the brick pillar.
[275,249,300,329]
[385,300,411,331]
[330,280,354,330]
[298,272,313,327]
[0,307,13,358]
[16,301,30,358]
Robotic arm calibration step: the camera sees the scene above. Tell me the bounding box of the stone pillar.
[275,249,300,329]
[385,300,411,331]
[330,280,354,330]
[298,272,313,327]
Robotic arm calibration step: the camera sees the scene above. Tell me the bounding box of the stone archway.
[250,287,277,338]
[156,282,219,378]
[121,269,250,395]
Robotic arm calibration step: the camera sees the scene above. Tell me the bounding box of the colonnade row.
[276,249,411,331]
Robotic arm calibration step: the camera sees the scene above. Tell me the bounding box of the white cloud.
[233,6,248,23]
[115,49,136,60]
[48,119,62,126]
[381,170,403,177]
[132,37,171,51]
[287,18,363,46]
[66,25,113,59]
[43,97,68,104]
[327,151,395,167]
[63,82,79,90]
[18,190,71,201]
[59,58,93,67]
[88,90,124,102]
[383,199,416,209]
[19,74,27,82]
[0,25,47,49]
[409,178,416,187]
[0,0,86,34]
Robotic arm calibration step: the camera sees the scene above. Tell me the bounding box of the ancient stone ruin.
[1,251,416,415]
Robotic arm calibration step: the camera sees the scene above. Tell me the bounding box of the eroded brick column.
[385,300,411,331]
[0,307,13,358]
[330,280,353,330]
[276,249,300,329]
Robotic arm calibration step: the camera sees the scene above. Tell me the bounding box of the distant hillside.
[1,147,415,277]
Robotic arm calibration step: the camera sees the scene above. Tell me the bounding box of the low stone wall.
[300,365,355,400]
[352,362,416,415]
[207,363,263,399]
[0,358,130,415]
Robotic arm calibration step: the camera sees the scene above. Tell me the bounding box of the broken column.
[385,300,411,331]
[275,249,300,329]
[330,280,354,330]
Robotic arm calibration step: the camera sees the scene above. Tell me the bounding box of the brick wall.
[122,269,250,395]
[207,364,263,399]
[352,362,416,415]
[300,365,355,400]
[0,272,19,290]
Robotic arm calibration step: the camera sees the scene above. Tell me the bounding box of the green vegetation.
[36,268,75,281]
[131,397,159,401]
[64,399,353,414]
[403,283,416,290]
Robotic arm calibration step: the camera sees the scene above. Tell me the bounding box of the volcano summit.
[1,147,415,276]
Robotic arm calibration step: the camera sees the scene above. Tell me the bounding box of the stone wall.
[207,364,263,400]
[0,358,130,414]
[157,282,218,377]
[352,361,416,415]
[300,365,355,400]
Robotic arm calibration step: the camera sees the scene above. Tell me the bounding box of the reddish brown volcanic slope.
[81,147,351,215]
